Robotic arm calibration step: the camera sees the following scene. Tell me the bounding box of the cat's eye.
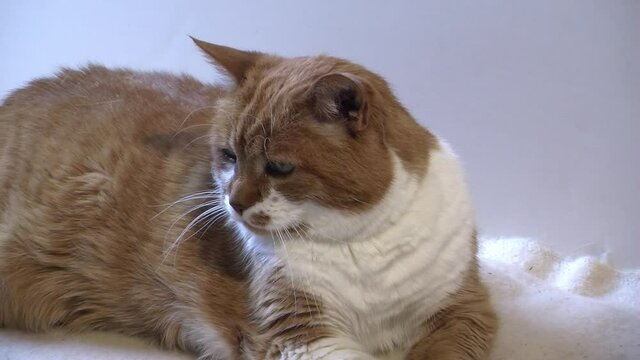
[265,161,295,177]
[221,148,237,163]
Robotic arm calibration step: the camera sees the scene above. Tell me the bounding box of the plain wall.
[1,0,638,267]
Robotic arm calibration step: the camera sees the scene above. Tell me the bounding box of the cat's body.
[0,40,496,359]
[0,66,248,358]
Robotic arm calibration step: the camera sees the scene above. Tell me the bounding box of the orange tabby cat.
[0,38,496,359]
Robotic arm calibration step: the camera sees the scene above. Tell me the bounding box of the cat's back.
[0,64,222,160]
[0,65,222,212]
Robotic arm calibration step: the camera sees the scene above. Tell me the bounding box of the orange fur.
[0,40,495,359]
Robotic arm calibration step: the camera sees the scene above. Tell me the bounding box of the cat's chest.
[282,229,473,353]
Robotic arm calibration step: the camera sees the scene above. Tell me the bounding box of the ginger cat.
[0,38,496,359]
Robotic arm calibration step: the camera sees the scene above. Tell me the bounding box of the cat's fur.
[0,38,496,359]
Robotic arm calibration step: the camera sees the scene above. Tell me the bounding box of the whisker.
[171,123,214,138]
[150,189,220,208]
[151,193,219,219]
[160,200,219,232]
[173,105,218,136]
[162,205,224,263]
[181,133,214,150]
[160,200,226,254]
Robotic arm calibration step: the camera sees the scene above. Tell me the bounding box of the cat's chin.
[241,222,270,236]
[231,218,272,238]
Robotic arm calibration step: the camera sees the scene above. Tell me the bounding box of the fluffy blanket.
[1,238,638,359]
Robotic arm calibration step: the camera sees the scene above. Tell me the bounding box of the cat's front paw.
[271,338,376,360]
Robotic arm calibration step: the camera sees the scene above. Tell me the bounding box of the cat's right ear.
[190,36,262,83]
[309,73,369,134]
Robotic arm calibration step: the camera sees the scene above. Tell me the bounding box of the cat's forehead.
[226,57,340,150]
[229,111,316,159]
[241,56,346,111]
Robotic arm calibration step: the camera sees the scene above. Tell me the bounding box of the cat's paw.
[273,338,376,360]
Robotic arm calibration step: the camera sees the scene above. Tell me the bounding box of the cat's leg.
[253,295,375,359]
[253,268,377,360]
[407,273,497,360]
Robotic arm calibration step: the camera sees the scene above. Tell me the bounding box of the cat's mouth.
[241,221,270,235]
[223,197,305,237]
[235,218,306,238]
[228,212,271,235]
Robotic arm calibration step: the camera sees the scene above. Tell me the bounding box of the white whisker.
[181,133,214,150]
[162,205,225,263]
[151,193,219,219]
[173,105,218,136]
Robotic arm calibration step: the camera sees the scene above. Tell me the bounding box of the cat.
[0,37,497,359]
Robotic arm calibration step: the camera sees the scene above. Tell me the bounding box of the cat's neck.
[253,138,475,277]
[293,140,468,245]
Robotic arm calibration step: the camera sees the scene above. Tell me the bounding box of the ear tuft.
[189,36,262,83]
[310,73,368,133]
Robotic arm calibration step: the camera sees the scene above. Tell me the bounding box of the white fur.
[184,316,233,360]
[225,187,305,256]
[230,140,475,357]
[278,338,377,360]
[246,191,304,231]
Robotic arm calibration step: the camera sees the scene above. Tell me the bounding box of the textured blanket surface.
[1,238,638,359]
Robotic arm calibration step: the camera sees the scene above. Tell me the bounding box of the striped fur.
[0,39,496,359]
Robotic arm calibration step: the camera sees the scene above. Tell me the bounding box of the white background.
[1,1,638,267]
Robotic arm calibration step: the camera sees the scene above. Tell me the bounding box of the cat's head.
[193,38,432,245]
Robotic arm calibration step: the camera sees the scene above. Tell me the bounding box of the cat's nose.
[229,179,261,216]
[230,201,248,215]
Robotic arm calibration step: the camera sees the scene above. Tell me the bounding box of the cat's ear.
[309,73,368,133]
[190,36,262,83]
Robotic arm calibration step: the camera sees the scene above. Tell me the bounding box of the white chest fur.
[264,143,476,354]
[276,145,474,352]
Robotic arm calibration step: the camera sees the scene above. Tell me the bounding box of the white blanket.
[1,238,638,359]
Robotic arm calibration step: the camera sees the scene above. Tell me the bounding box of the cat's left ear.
[309,73,369,134]
[190,36,262,83]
